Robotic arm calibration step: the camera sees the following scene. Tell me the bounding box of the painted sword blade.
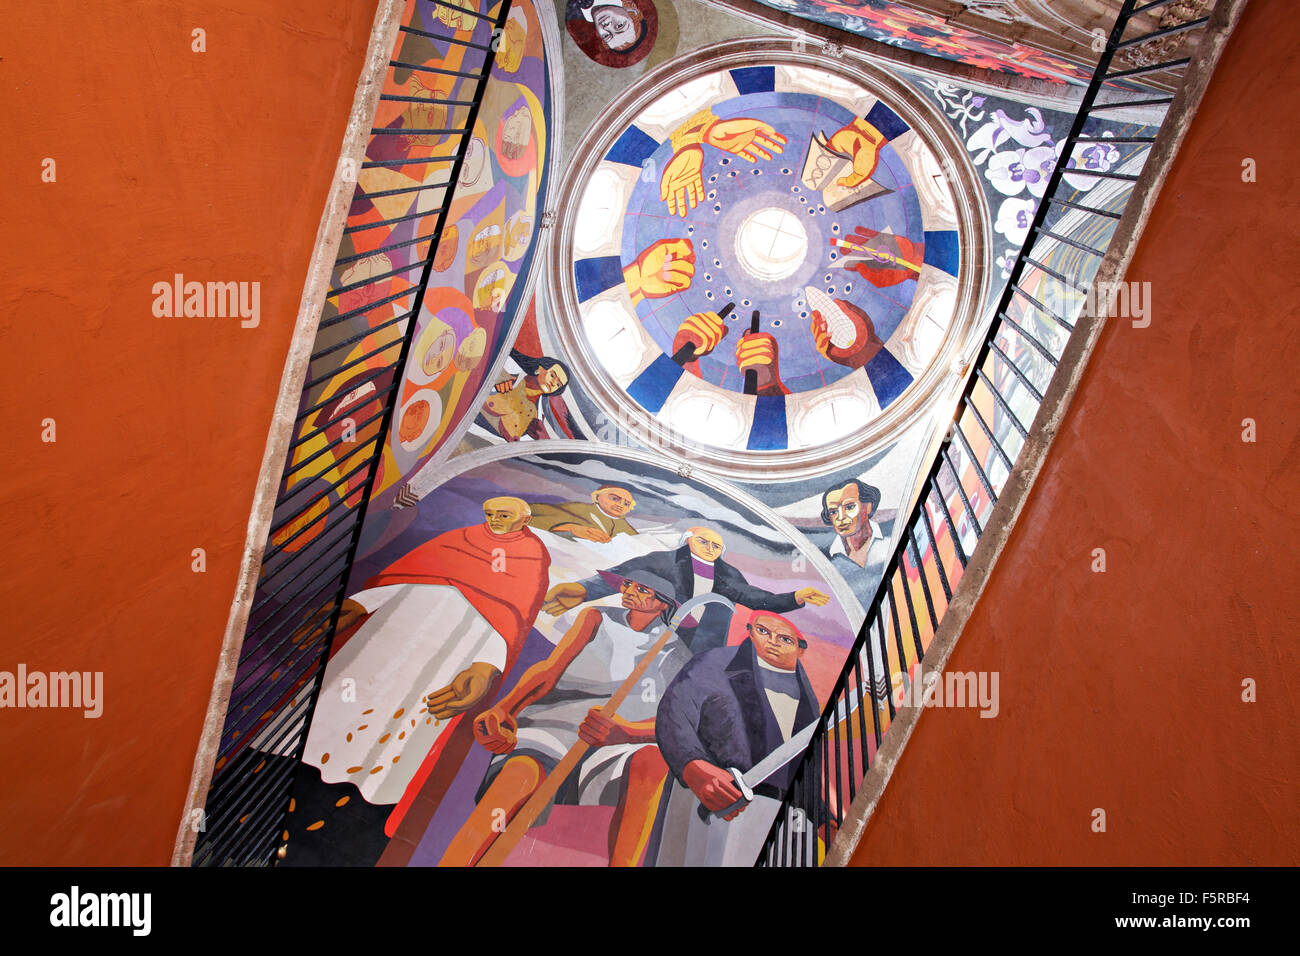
[739,718,819,791]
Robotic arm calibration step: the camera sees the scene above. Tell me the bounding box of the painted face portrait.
[536,363,568,395]
[594,5,640,50]
[619,578,669,614]
[482,496,531,535]
[593,486,635,517]
[468,224,502,269]
[500,105,532,161]
[748,613,805,671]
[686,527,724,562]
[565,0,659,68]
[825,484,866,537]
[433,225,459,273]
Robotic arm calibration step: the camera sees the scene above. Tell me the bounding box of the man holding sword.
[655,609,825,866]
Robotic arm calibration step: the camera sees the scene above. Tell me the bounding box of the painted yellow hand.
[624,238,695,301]
[704,118,788,163]
[672,310,729,359]
[660,146,705,218]
[828,119,886,188]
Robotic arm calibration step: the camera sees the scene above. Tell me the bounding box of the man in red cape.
[316,495,550,859]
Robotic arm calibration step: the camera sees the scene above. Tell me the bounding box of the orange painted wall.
[0,1,378,864]
[850,0,1300,866]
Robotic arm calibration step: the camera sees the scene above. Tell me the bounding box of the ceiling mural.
[365,0,556,511]
[746,0,1094,83]
[225,0,558,789]
[248,0,1170,868]
[470,294,590,443]
[555,59,985,476]
[909,73,1157,290]
[276,446,878,866]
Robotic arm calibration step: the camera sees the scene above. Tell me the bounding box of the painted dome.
[553,53,987,478]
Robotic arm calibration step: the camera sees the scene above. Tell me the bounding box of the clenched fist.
[473,706,519,754]
[735,332,788,396]
[683,759,748,819]
[673,310,730,362]
[624,238,695,303]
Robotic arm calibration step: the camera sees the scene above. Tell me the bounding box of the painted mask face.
[460,138,488,188]
[594,6,638,50]
[468,224,502,268]
[497,17,527,72]
[473,266,509,311]
[420,324,457,378]
[749,614,803,671]
[505,213,532,258]
[433,225,459,272]
[454,327,487,372]
[482,497,530,534]
[436,6,474,31]
[501,106,532,160]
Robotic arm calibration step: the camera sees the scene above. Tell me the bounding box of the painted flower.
[995,250,1015,280]
[995,197,1037,245]
[987,144,1058,197]
[1062,135,1122,192]
[967,107,1054,165]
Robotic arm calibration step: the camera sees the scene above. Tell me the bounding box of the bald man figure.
[543,525,829,655]
[301,496,551,809]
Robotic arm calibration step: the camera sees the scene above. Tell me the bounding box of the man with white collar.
[654,610,822,866]
[822,480,889,574]
[568,0,646,53]
[542,526,829,655]
[528,484,638,544]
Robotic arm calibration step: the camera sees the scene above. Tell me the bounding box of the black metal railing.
[192,0,512,867]
[758,0,1214,866]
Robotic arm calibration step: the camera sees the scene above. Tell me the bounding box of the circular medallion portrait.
[565,0,659,68]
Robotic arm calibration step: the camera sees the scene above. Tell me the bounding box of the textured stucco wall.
[0,0,379,865]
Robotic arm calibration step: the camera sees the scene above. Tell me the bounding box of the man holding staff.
[438,570,702,866]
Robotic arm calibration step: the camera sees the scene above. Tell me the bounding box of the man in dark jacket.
[652,609,822,866]
[541,526,829,654]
